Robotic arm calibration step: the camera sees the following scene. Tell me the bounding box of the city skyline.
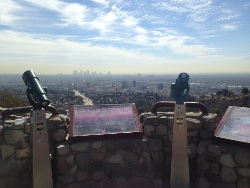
[0,0,250,74]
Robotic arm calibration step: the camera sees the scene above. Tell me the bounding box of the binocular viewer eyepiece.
[22,70,50,109]
[170,72,190,104]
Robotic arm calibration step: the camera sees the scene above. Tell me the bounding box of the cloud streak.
[0,0,249,74]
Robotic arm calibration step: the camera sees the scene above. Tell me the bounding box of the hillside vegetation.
[198,93,250,119]
[0,92,28,108]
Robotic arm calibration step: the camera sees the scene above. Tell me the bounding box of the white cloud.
[91,0,109,6]
[24,0,88,27]
[221,24,238,31]
[0,0,24,25]
[1,31,249,74]
[122,16,138,27]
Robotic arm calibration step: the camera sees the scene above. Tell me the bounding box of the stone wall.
[196,141,250,188]
[0,116,32,188]
[0,109,249,188]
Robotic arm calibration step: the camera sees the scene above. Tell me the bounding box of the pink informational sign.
[69,103,142,143]
[214,106,250,144]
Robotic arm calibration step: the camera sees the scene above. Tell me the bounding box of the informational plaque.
[69,103,142,143]
[214,106,250,144]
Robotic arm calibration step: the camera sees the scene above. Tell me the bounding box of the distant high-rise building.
[138,73,141,78]
[122,81,128,89]
[158,83,164,90]
[133,81,136,87]
[73,70,78,75]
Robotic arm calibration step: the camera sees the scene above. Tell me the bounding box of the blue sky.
[0,0,250,74]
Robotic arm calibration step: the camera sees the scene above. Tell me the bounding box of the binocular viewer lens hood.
[22,70,50,109]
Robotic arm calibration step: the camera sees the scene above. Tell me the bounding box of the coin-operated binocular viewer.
[170,72,190,188]
[22,70,53,188]
[170,72,189,104]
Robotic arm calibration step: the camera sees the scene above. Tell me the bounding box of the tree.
[241,87,249,95]
[0,92,28,108]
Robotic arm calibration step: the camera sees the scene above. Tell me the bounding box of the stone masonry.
[0,109,250,188]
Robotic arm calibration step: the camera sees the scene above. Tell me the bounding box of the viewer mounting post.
[22,70,53,188]
[170,72,190,188]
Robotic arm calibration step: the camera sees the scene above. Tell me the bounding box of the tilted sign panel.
[214,106,250,144]
[69,104,142,142]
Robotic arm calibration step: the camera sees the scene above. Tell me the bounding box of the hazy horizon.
[1,0,250,74]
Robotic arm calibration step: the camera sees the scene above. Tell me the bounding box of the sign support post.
[170,72,190,188]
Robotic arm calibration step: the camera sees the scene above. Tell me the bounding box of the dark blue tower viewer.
[170,72,190,104]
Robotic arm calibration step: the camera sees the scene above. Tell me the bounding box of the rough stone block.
[52,129,67,142]
[158,116,167,124]
[221,166,237,182]
[24,123,30,134]
[202,113,219,131]
[64,154,74,165]
[116,178,129,188]
[4,130,23,144]
[237,168,250,177]
[186,118,202,130]
[151,151,163,162]
[131,177,153,188]
[208,144,222,155]
[197,156,210,171]
[211,182,236,188]
[57,174,74,184]
[220,154,236,168]
[106,140,118,154]
[106,153,123,164]
[195,177,211,188]
[92,151,105,161]
[143,116,158,126]
[167,116,174,128]
[48,116,63,126]
[56,155,69,175]
[91,141,103,150]
[0,157,17,177]
[0,145,14,159]
[57,142,70,155]
[156,124,167,136]
[119,139,135,151]
[200,130,213,139]
[188,143,197,158]
[209,163,220,175]
[15,148,29,160]
[149,138,163,152]
[72,142,90,151]
[124,152,138,163]
[144,125,155,137]
[197,140,211,155]
[154,179,163,188]
[75,153,90,170]
[233,153,250,167]
[122,163,144,177]
[92,170,105,181]
[76,170,88,182]
[187,130,198,137]
[237,177,250,188]
[105,163,122,178]
[143,151,151,162]
[0,125,3,135]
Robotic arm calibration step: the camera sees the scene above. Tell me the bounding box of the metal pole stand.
[170,72,190,188]
[31,109,53,188]
[22,70,53,188]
